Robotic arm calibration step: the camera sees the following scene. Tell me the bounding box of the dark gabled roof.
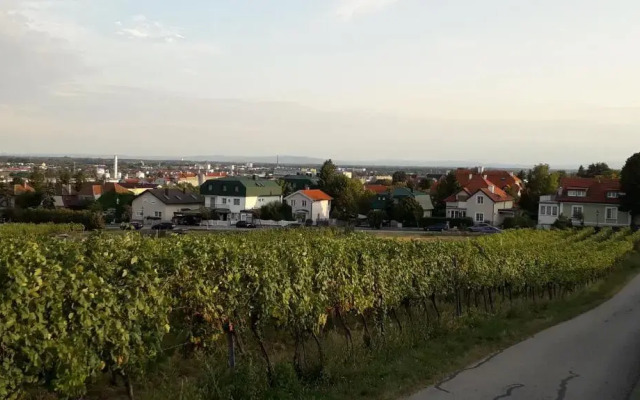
[145,189,204,205]
[556,177,621,204]
[201,177,282,197]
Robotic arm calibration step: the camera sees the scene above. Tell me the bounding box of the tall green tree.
[58,168,72,186]
[318,159,338,190]
[620,153,640,222]
[73,170,87,192]
[392,171,407,184]
[434,171,461,213]
[393,197,424,226]
[519,164,560,215]
[577,165,586,177]
[28,166,46,192]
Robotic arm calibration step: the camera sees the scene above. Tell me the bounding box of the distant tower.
[113,155,118,181]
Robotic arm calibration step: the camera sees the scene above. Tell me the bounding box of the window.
[233,199,240,206]
[154,211,162,218]
[571,206,583,218]
[235,186,239,193]
[540,206,546,216]
[567,190,586,197]
[222,198,227,205]
[222,185,227,192]
[302,200,307,207]
[606,207,617,220]
[477,196,484,204]
[552,206,558,216]
[208,184,212,191]
[475,213,484,223]
[607,191,619,199]
[291,200,296,206]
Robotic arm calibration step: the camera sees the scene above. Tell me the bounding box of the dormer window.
[606,191,619,199]
[477,195,484,204]
[567,189,586,197]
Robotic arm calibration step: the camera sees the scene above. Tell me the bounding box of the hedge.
[2,208,104,230]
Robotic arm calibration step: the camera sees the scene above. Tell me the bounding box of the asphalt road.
[407,273,640,400]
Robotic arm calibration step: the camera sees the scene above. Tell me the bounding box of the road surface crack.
[434,350,504,393]
[555,371,579,400]
[492,384,525,399]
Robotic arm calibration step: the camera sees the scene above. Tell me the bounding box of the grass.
[76,252,640,400]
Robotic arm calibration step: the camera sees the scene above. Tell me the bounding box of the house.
[132,188,204,223]
[76,182,130,202]
[282,175,320,192]
[200,176,282,221]
[537,177,631,229]
[364,184,390,194]
[0,183,35,209]
[371,187,434,218]
[285,189,333,223]
[445,175,514,225]
[454,167,523,196]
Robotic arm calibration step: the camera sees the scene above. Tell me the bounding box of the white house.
[200,176,282,221]
[285,189,333,223]
[445,175,514,226]
[132,188,204,224]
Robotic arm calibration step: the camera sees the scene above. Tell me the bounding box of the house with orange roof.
[0,183,36,209]
[284,189,333,223]
[445,175,515,226]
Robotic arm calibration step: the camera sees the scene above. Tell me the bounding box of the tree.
[14,192,43,209]
[318,159,338,190]
[11,176,25,185]
[516,170,527,181]
[418,178,432,191]
[277,179,295,198]
[392,171,407,184]
[29,166,45,192]
[519,164,560,216]
[176,182,198,193]
[259,201,293,221]
[585,162,612,178]
[577,165,586,177]
[58,168,72,186]
[620,153,640,222]
[41,184,56,209]
[73,170,87,192]
[434,172,461,213]
[368,210,386,229]
[393,197,423,226]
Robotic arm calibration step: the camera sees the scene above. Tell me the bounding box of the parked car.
[469,225,502,234]
[235,221,257,229]
[424,222,449,232]
[151,222,175,230]
[120,221,143,230]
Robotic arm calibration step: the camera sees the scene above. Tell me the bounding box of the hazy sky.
[1,0,639,167]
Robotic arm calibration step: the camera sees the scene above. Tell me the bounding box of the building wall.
[467,192,497,224]
[311,199,331,221]
[537,201,560,227]
[204,194,281,221]
[132,192,200,223]
[286,192,330,222]
[245,195,282,210]
[559,202,631,227]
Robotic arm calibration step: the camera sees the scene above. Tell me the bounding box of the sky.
[1,0,640,167]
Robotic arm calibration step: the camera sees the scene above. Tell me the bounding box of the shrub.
[420,217,474,229]
[3,208,105,230]
[502,215,536,229]
[368,210,386,229]
[552,214,573,230]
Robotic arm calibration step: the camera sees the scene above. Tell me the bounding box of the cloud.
[336,0,399,21]
[0,4,82,103]
[115,15,185,43]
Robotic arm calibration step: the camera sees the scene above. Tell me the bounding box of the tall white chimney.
[114,155,118,181]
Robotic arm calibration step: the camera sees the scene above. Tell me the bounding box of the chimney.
[477,166,484,174]
[489,185,495,193]
[468,173,473,180]
[483,174,488,180]
[113,155,118,181]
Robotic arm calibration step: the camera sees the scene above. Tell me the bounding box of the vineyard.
[0,226,639,399]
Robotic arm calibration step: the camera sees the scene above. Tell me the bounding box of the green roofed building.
[200,176,283,221]
[371,187,434,217]
[282,175,320,192]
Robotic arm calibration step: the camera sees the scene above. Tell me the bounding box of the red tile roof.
[556,177,621,204]
[13,183,35,195]
[364,184,390,194]
[445,175,513,203]
[300,189,333,201]
[483,170,523,190]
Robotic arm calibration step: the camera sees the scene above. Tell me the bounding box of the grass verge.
[81,252,640,400]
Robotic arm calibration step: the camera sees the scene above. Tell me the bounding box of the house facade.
[537,177,631,228]
[445,175,514,225]
[200,176,282,221]
[285,189,332,222]
[132,188,204,223]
